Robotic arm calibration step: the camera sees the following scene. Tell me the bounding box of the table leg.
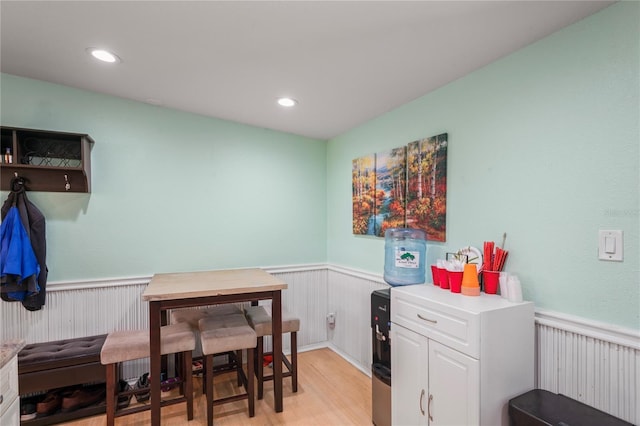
[272,290,283,412]
[149,302,162,426]
[161,310,168,377]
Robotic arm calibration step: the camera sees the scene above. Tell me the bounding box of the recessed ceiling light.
[277,97,297,107]
[87,48,121,63]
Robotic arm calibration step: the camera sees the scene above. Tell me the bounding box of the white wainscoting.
[535,310,640,425]
[326,266,389,375]
[2,265,638,423]
[0,276,151,343]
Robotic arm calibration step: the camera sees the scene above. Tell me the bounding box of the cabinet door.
[391,324,428,426]
[0,396,19,426]
[427,340,479,426]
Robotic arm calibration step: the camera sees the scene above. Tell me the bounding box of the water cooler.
[371,288,391,426]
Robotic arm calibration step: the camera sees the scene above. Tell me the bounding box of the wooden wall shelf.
[0,126,94,193]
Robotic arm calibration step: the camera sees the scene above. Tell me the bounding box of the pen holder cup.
[483,271,499,294]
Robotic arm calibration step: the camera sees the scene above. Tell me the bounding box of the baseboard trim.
[326,342,372,378]
[298,342,330,354]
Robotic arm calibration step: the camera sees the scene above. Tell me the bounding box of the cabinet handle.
[428,394,434,422]
[0,394,3,405]
[419,389,425,415]
[417,313,438,324]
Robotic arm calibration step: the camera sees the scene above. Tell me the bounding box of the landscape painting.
[352,133,447,240]
[406,133,448,242]
[352,154,376,235]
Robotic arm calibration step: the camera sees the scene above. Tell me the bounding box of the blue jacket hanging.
[0,206,40,300]
[1,177,47,310]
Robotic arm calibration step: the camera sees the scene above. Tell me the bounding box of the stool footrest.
[261,351,294,380]
[114,396,189,418]
[213,393,251,406]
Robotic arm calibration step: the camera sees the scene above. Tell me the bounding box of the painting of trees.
[406,133,448,242]
[352,154,376,234]
[352,133,447,241]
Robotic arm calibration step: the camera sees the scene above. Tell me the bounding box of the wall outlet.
[327,312,336,328]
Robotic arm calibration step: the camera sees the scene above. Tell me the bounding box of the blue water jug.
[383,228,427,286]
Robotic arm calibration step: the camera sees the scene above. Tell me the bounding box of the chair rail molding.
[535,308,640,350]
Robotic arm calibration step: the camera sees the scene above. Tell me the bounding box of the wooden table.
[142,268,288,426]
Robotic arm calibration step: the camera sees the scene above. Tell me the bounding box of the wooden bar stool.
[171,304,245,383]
[244,305,300,399]
[171,304,244,354]
[100,323,195,426]
[198,314,256,426]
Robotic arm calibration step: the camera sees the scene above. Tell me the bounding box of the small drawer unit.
[392,291,479,358]
[391,284,535,426]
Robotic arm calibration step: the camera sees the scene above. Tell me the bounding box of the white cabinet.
[0,353,19,426]
[391,285,534,426]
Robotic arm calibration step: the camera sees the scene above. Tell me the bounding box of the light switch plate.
[598,230,623,261]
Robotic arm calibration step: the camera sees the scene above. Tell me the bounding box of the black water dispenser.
[371,288,391,426]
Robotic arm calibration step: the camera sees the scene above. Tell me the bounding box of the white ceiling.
[1,1,614,140]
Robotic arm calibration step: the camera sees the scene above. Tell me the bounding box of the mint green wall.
[327,2,639,330]
[1,3,638,330]
[1,74,327,281]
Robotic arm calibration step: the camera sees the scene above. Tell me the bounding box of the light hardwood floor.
[64,348,373,425]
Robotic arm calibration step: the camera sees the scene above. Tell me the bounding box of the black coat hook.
[10,174,28,193]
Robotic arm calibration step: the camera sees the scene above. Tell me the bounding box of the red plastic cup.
[431,265,439,286]
[448,271,463,293]
[483,271,500,294]
[435,266,443,287]
[438,268,450,289]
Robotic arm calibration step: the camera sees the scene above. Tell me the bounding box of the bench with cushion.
[18,334,107,425]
